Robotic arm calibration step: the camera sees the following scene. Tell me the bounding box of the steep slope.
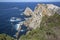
[23,4,60,30]
[20,13,60,40]
[19,4,60,40]
[0,33,15,40]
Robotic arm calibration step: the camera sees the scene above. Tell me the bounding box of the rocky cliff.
[20,4,60,40]
[23,4,60,30]
[14,4,60,40]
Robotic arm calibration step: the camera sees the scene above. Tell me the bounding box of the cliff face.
[24,7,33,16]
[20,11,60,40]
[23,4,60,30]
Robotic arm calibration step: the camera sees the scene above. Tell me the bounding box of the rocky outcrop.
[13,4,60,31]
[24,4,60,29]
[23,4,60,30]
[24,6,43,29]
[12,4,60,40]
[24,7,33,16]
[16,4,60,39]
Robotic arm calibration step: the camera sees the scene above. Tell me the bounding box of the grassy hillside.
[0,33,15,40]
[20,13,60,40]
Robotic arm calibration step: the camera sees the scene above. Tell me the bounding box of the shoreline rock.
[16,4,60,39]
[23,4,60,30]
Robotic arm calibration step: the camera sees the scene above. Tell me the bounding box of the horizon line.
[0,1,59,2]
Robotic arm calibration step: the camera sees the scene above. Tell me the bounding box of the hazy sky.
[0,0,60,2]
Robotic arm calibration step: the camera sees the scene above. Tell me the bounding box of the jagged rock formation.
[23,4,60,30]
[20,12,60,40]
[24,7,33,16]
[24,6,43,29]
[16,4,60,40]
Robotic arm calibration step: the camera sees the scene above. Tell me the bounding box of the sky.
[0,0,60,2]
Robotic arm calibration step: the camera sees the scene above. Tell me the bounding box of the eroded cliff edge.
[20,4,60,40]
[23,4,60,30]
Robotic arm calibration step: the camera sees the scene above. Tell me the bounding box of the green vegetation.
[0,13,60,40]
[0,33,15,40]
[20,13,60,40]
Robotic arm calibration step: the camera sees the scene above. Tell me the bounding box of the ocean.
[0,2,60,37]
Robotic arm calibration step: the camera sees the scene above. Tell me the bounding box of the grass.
[0,33,15,40]
[20,13,60,40]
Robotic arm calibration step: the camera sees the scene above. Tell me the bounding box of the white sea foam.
[15,21,24,30]
[21,30,24,32]
[10,17,21,22]
[15,23,21,30]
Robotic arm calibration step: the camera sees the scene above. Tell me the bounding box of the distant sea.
[0,2,60,37]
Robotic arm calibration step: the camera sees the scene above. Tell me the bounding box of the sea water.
[0,2,60,37]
